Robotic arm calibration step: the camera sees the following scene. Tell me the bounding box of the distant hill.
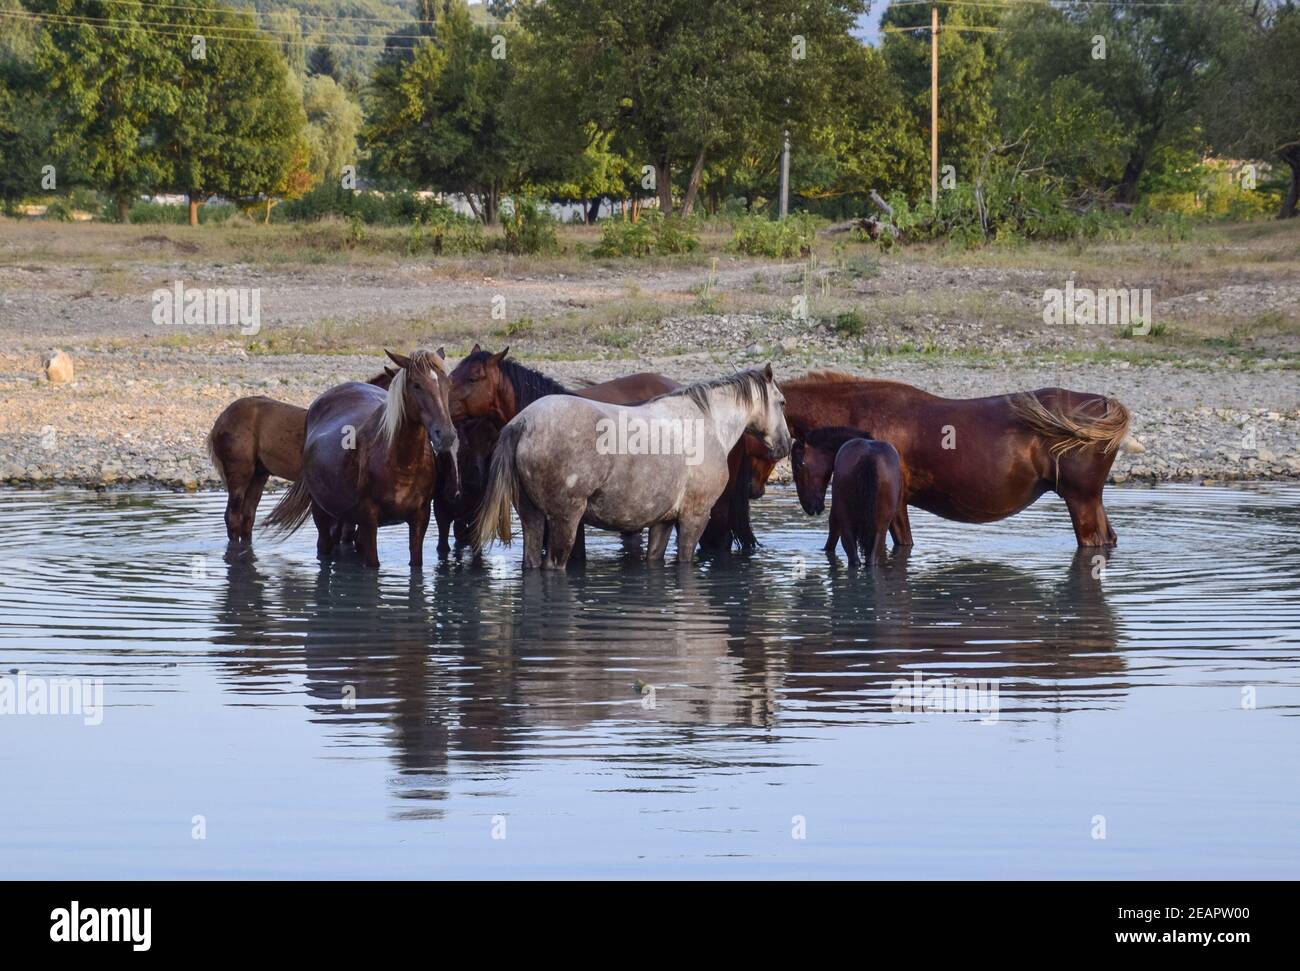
[229,0,418,75]
[225,1,507,76]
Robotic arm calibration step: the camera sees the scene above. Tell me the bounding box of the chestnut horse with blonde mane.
[781,371,1131,548]
[264,350,458,568]
[206,367,395,543]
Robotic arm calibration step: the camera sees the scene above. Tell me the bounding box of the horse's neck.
[508,365,565,415]
[381,397,429,464]
[698,390,752,451]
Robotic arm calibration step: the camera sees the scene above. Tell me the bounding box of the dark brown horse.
[449,345,771,555]
[433,417,500,556]
[264,350,457,568]
[206,367,394,542]
[781,372,1131,548]
[791,427,902,567]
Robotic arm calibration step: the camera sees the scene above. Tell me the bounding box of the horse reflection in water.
[211,541,1123,807]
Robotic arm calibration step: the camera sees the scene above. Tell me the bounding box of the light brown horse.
[264,350,457,568]
[206,368,394,542]
[449,345,772,554]
[781,371,1131,548]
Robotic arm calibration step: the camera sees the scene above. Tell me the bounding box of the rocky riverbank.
[2,346,1296,491]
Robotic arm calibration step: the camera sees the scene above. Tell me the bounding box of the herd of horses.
[205,344,1133,569]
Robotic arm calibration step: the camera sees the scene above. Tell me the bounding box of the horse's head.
[459,418,501,499]
[449,343,512,425]
[386,348,458,455]
[744,363,791,461]
[743,433,777,499]
[790,437,835,516]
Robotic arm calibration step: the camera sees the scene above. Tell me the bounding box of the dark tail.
[262,478,313,535]
[474,420,523,550]
[204,426,228,487]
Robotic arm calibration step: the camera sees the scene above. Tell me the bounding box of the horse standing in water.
[449,345,770,554]
[264,350,458,568]
[791,427,902,567]
[205,368,394,543]
[433,417,500,556]
[476,366,792,568]
[781,372,1131,548]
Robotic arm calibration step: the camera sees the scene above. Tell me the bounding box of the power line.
[0,8,401,48]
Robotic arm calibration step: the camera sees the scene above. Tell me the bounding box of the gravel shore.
[3,220,1297,492]
[2,346,1296,491]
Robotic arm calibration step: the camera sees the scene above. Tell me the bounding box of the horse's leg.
[409,502,431,569]
[222,458,255,543]
[733,492,757,552]
[646,523,672,563]
[842,525,861,569]
[238,471,268,543]
[355,513,381,569]
[433,497,452,558]
[889,504,914,548]
[871,526,889,561]
[1059,484,1114,548]
[823,520,840,557]
[544,511,583,569]
[516,488,546,569]
[620,531,643,556]
[311,502,338,559]
[340,522,357,545]
[570,524,587,563]
[674,513,710,564]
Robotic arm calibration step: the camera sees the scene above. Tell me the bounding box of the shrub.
[273,185,458,226]
[108,199,239,224]
[496,198,559,255]
[593,211,699,257]
[406,208,486,255]
[833,309,866,338]
[730,213,821,258]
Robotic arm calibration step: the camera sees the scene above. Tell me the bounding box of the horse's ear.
[386,349,412,371]
[384,365,396,377]
[763,362,774,382]
[492,346,510,364]
[436,346,446,360]
[471,342,482,353]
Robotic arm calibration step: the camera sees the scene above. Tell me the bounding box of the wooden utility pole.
[930,3,939,208]
[779,130,791,219]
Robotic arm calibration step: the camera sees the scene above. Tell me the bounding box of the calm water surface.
[1,483,1297,878]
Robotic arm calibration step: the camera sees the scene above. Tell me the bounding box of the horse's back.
[573,372,680,405]
[210,396,307,481]
[302,382,386,515]
[306,382,385,443]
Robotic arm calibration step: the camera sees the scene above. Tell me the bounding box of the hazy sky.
[857,0,891,46]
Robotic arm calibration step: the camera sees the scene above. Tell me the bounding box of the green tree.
[1005,0,1252,203]
[519,0,868,217]
[30,0,183,221]
[881,0,1006,196]
[303,74,363,185]
[1202,1,1300,218]
[365,0,522,223]
[158,2,308,225]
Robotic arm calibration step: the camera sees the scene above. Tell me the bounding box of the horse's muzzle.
[764,432,792,461]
